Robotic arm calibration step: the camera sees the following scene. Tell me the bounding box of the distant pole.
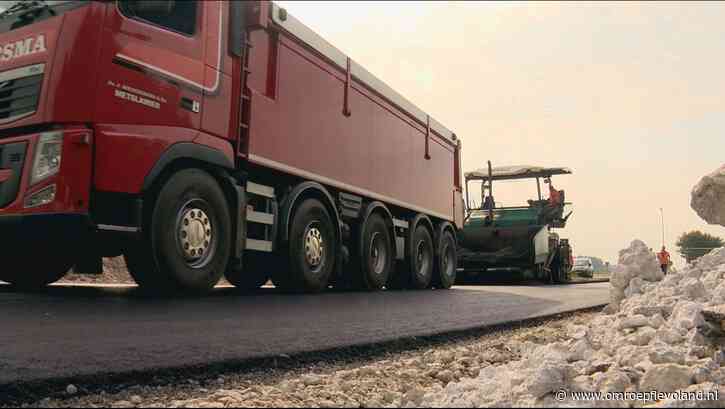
[659,208,665,248]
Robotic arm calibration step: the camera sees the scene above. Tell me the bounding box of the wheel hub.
[179,208,212,260]
[416,240,430,275]
[370,232,386,275]
[305,227,324,267]
[442,243,455,278]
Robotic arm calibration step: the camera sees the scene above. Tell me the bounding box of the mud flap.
[228,184,246,271]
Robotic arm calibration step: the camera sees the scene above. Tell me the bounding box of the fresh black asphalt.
[0,282,608,386]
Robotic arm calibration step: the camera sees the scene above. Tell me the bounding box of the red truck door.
[94,1,207,129]
[92,1,238,194]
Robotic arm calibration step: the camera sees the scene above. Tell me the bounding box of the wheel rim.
[416,239,431,277]
[441,240,456,280]
[177,200,215,268]
[304,222,325,272]
[369,232,387,276]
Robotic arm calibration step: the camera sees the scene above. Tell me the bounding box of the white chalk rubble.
[423,240,725,408]
[692,164,725,227]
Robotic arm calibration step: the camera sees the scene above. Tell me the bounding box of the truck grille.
[0,64,44,124]
[0,141,27,208]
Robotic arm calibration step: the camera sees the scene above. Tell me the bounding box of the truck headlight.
[30,131,63,185]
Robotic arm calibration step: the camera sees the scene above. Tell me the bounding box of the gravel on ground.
[61,258,134,284]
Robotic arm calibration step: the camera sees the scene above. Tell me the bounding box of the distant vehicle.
[572,257,594,277]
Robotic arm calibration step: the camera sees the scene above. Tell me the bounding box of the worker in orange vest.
[546,177,562,207]
[657,246,671,274]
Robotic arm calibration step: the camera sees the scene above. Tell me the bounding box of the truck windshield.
[0,1,89,33]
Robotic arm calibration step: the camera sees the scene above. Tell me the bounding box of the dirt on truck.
[0,1,464,294]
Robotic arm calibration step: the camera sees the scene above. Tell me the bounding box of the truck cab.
[0,0,242,286]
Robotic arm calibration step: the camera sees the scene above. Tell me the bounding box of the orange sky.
[278,1,725,266]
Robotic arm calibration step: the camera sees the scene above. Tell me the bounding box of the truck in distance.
[0,0,464,294]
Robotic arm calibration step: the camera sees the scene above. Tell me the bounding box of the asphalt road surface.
[0,282,608,386]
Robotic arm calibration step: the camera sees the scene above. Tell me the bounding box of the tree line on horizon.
[676,231,724,264]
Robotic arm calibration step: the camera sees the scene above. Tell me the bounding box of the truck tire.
[389,224,434,290]
[124,168,231,293]
[433,230,457,289]
[279,198,336,293]
[225,252,273,291]
[356,213,393,291]
[1,255,72,289]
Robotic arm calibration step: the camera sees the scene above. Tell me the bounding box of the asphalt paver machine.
[457,162,574,284]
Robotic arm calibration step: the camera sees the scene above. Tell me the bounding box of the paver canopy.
[465,165,573,181]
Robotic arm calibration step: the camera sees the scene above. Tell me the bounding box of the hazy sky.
[277,1,725,266]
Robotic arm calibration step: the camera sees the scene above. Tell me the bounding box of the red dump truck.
[0,0,464,293]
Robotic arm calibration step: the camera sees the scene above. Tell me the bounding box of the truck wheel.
[389,224,434,290]
[433,230,457,289]
[283,198,336,293]
[225,252,273,291]
[410,226,434,289]
[2,255,72,289]
[357,213,393,291]
[125,169,231,293]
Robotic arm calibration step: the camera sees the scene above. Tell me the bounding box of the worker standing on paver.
[546,178,562,207]
[657,246,671,274]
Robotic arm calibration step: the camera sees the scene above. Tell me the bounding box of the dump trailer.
[457,163,573,283]
[0,1,464,293]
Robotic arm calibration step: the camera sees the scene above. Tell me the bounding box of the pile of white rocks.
[422,240,725,408]
[691,164,725,226]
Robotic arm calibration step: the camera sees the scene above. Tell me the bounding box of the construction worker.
[657,246,671,274]
[482,185,495,210]
[545,178,562,206]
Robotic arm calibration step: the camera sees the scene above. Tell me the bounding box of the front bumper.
[0,212,89,256]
